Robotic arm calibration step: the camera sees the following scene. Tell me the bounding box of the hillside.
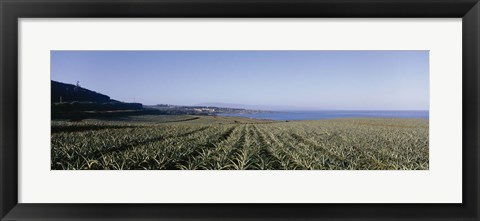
[51,80,111,103]
[51,80,148,120]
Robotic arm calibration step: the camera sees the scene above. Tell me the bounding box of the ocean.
[219,110,429,121]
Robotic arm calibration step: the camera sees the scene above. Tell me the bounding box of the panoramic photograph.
[51,50,429,170]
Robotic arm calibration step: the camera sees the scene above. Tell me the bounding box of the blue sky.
[51,50,429,110]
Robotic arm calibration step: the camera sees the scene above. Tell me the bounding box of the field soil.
[51,115,429,170]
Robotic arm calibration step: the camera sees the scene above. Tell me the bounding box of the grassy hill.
[52,80,111,103]
[51,80,149,120]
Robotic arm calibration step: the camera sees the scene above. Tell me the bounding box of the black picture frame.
[1,0,479,220]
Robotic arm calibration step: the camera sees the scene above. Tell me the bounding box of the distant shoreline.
[218,110,429,121]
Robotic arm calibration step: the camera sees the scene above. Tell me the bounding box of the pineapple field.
[51,115,429,170]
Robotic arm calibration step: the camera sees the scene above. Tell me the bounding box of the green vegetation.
[51,115,428,170]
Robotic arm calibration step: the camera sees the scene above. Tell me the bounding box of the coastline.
[218,110,429,121]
